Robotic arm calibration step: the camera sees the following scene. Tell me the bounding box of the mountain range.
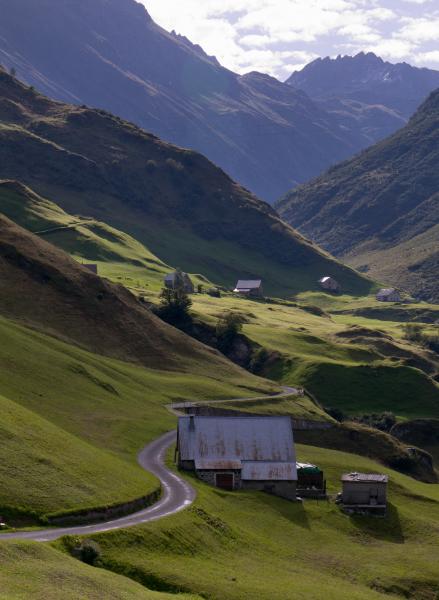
[287,52,439,144]
[0,67,370,297]
[277,88,439,302]
[1,0,438,202]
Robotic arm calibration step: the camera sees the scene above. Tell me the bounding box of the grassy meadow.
[0,541,200,600]
[0,315,275,519]
[52,443,439,600]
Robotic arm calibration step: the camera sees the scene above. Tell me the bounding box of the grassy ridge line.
[189,394,332,422]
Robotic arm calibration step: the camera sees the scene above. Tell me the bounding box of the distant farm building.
[83,263,98,275]
[318,276,340,293]
[233,280,263,298]
[296,462,326,498]
[376,288,401,302]
[177,416,297,500]
[164,271,194,294]
[340,472,388,513]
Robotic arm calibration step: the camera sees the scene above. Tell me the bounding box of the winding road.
[0,431,195,542]
[0,386,298,542]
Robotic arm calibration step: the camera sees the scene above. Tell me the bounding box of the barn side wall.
[241,480,297,500]
[196,470,241,489]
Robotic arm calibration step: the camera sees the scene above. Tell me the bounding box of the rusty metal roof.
[195,459,242,470]
[241,461,297,481]
[178,416,295,463]
[341,472,388,483]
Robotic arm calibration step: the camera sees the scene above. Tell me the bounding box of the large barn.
[176,416,297,500]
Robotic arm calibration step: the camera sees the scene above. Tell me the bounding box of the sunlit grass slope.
[189,293,439,419]
[0,392,157,517]
[0,179,177,293]
[0,316,275,514]
[0,541,200,600]
[74,444,439,600]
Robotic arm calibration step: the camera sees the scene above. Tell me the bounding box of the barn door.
[215,473,234,490]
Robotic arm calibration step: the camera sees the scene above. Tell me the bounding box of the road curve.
[0,430,195,542]
[1,385,300,542]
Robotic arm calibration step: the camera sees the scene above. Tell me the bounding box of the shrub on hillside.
[352,411,397,433]
[66,537,102,566]
[249,347,269,375]
[154,287,192,328]
[216,312,245,353]
[325,407,346,422]
[404,323,424,343]
[404,323,439,355]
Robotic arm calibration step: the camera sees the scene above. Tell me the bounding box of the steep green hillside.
[0,314,274,516]
[277,89,439,301]
[0,541,199,599]
[0,68,371,298]
[0,392,157,518]
[0,179,178,292]
[0,210,276,517]
[0,210,258,372]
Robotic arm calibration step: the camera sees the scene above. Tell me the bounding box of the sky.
[142,0,439,80]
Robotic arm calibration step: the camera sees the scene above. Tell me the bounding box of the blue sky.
[142,0,439,79]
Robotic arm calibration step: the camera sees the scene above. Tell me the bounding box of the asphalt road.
[167,385,300,415]
[0,430,195,542]
[1,385,299,542]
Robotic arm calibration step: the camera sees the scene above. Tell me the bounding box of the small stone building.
[341,472,388,511]
[164,270,194,294]
[177,415,297,500]
[83,263,98,275]
[318,276,340,293]
[376,288,401,302]
[233,280,263,298]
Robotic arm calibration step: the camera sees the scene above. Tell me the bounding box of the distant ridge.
[0,67,371,298]
[277,88,439,302]
[0,0,425,202]
[287,52,439,151]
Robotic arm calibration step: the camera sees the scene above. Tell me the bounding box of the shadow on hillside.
[257,494,311,529]
[350,503,404,544]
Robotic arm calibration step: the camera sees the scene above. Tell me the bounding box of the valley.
[0,14,438,599]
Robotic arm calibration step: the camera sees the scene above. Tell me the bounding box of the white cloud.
[413,50,439,64]
[400,0,433,4]
[141,0,439,77]
[395,16,439,43]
